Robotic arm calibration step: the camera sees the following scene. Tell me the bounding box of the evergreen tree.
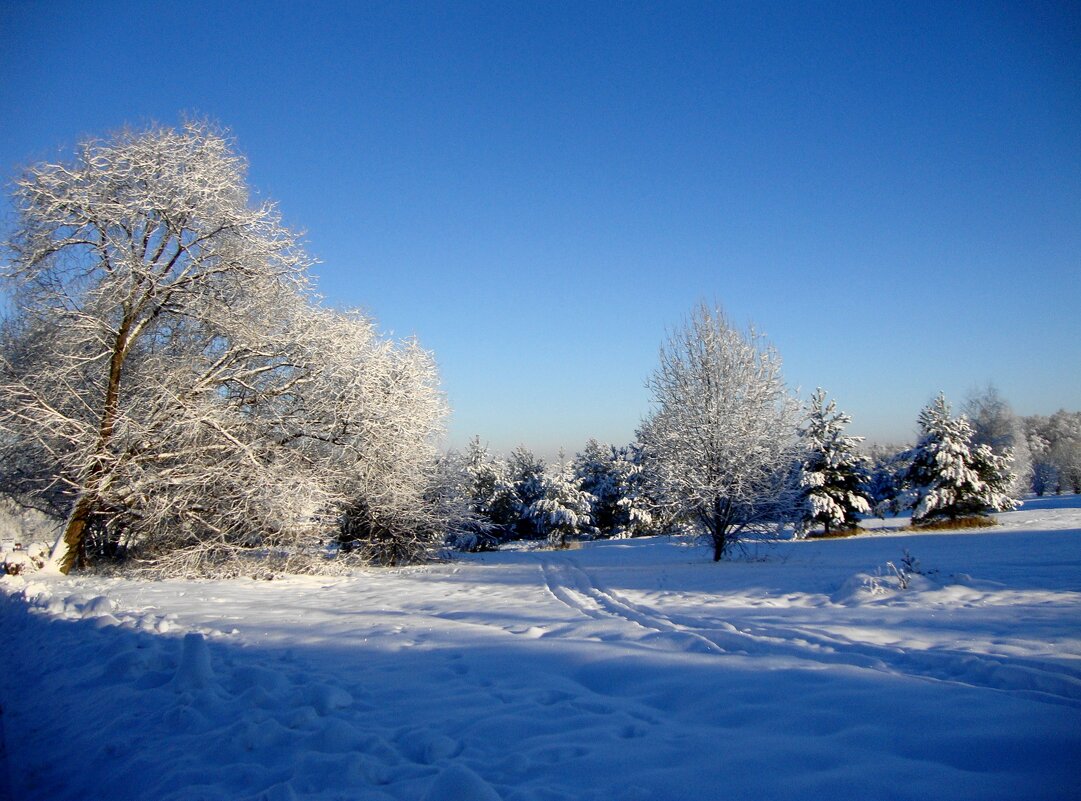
[573,440,658,539]
[506,446,547,539]
[529,453,595,548]
[901,394,1019,524]
[573,440,621,536]
[456,437,517,545]
[865,444,909,518]
[794,389,873,536]
[608,444,657,538]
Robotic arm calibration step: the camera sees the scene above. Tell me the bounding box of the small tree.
[865,443,909,518]
[794,389,873,536]
[607,444,657,538]
[900,393,1019,524]
[964,385,1032,497]
[529,453,595,548]
[639,304,800,560]
[458,437,518,542]
[574,440,621,535]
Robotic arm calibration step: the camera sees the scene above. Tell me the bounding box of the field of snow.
[2,498,1080,801]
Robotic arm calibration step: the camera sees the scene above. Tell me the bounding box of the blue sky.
[2,1,1079,458]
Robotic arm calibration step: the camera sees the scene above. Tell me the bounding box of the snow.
[2,500,1080,800]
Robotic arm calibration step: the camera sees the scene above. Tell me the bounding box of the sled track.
[539,557,1081,707]
[540,559,725,654]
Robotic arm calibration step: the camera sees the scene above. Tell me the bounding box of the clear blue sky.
[2,1,1079,458]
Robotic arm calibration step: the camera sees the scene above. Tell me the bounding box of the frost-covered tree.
[573,440,621,534]
[529,453,595,548]
[865,443,909,518]
[0,122,447,574]
[639,304,801,560]
[964,385,1032,497]
[505,446,547,540]
[1043,411,1081,494]
[573,440,656,538]
[607,444,657,538]
[900,394,1019,524]
[457,437,518,541]
[794,389,873,536]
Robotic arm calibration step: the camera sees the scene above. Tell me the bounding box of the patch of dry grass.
[907,515,998,531]
[807,526,868,539]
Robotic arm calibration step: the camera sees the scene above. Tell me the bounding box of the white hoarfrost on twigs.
[0,122,449,576]
[639,303,801,561]
[3,497,1079,801]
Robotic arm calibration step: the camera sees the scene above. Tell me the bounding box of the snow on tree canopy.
[900,393,1020,523]
[795,388,873,536]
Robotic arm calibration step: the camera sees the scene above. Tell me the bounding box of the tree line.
[446,320,1030,561]
[0,123,1072,575]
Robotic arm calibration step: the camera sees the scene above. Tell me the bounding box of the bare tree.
[963,385,1032,497]
[0,122,448,575]
[639,304,800,560]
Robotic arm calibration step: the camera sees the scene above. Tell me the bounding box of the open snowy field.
[2,499,1080,801]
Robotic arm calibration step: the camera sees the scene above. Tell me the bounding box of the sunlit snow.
[2,499,1079,800]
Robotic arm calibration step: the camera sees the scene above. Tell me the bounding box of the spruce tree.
[795,389,873,536]
[529,453,595,548]
[461,437,518,539]
[901,393,1019,524]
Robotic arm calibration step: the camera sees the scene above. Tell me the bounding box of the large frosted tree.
[639,304,800,560]
[900,393,1019,524]
[0,122,447,574]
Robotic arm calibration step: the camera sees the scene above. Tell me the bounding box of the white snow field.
[2,499,1080,801]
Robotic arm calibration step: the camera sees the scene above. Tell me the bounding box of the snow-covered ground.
[2,499,1080,801]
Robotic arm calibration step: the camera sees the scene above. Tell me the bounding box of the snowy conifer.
[795,389,873,536]
[506,446,547,540]
[866,444,909,518]
[529,453,595,548]
[461,437,519,537]
[900,394,1019,524]
[608,444,657,538]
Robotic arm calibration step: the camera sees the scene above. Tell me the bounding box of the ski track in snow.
[539,555,1081,706]
[2,501,1081,800]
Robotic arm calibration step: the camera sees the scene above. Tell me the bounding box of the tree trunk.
[55,493,96,574]
[53,316,132,574]
[711,532,725,562]
[710,495,727,561]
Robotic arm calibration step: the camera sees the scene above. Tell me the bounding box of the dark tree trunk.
[711,532,725,562]
[55,316,133,574]
[710,494,728,561]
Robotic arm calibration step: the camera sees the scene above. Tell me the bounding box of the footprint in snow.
[422,765,501,801]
